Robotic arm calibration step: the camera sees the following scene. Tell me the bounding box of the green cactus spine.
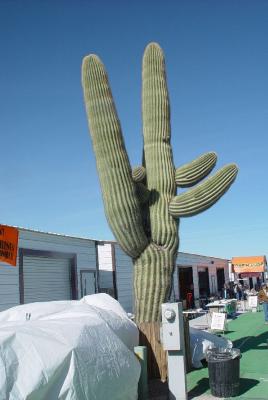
[82,43,238,323]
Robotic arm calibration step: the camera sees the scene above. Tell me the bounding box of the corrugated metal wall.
[0,261,19,312]
[114,244,133,314]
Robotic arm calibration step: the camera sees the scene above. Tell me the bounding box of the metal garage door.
[23,256,72,303]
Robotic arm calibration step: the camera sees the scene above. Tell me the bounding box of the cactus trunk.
[134,244,178,322]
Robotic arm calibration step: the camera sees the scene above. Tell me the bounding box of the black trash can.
[206,348,241,398]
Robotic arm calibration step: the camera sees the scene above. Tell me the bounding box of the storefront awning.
[232,256,267,274]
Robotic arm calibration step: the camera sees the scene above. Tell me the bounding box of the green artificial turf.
[187,308,268,399]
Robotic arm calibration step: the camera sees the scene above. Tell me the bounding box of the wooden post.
[138,322,167,382]
[138,317,192,382]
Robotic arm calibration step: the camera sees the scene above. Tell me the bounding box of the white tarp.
[190,327,233,368]
[0,294,140,400]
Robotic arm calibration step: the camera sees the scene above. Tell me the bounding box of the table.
[183,309,208,319]
[206,300,237,316]
[183,309,210,330]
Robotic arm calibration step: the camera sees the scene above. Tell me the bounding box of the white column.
[228,260,234,281]
[209,265,217,295]
[192,266,200,299]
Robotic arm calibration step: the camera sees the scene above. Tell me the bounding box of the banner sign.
[232,256,267,273]
[0,225,19,266]
[211,312,227,331]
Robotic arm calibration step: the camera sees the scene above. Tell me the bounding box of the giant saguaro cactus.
[82,43,238,323]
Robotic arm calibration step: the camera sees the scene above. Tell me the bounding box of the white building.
[0,226,229,315]
[0,227,97,312]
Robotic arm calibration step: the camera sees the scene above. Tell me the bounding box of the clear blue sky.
[0,0,267,259]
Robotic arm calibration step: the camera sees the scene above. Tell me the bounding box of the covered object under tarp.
[0,294,140,400]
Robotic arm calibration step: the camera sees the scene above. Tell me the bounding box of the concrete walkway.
[187,309,268,399]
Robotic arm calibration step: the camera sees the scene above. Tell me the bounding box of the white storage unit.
[174,252,229,304]
[0,226,229,315]
[0,227,98,312]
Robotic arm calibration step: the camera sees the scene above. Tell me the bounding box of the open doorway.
[198,268,210,298]
[178,266,194,306]
[249,277,253,290]
[217,268,225,294]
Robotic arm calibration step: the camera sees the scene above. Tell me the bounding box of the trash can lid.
[206,348,240,362]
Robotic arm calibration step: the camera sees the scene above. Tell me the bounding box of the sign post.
[0,225,19,267]
[248,295,258,312]
[211,312,227,333]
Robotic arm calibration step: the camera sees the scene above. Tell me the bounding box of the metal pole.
[167,350,187,400]
[162,303,187,400]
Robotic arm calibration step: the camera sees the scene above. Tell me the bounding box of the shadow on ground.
[239,378,260,396]
[233,331,268,353]
[188,377,259,399]
[188,377,210,399]
[148,379,168,399]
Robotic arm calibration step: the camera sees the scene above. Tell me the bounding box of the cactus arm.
[169,164,238,218]
[82,55,148,258]
[132,166,146,182]
[175,152,217,187]
[142,43,178,247]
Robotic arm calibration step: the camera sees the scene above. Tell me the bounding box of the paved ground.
[149,308,268,399]
[188,309,268,399]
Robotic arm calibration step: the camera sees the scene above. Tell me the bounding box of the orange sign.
[232,256,267,273]
[0,225,19,266]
